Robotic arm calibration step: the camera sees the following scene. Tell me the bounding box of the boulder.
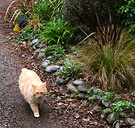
[73,80,85,86]
[126,118,135,125]
[37,53,45,60]
[77,85,89,93]
[102,100,110,108]
[107,113,116,124]
[67,84,78,93]
[56,78,64,85]
[46,65,60,73]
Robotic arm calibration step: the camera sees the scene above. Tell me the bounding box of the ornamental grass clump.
[76,11,135,91]
[77,34,135,91]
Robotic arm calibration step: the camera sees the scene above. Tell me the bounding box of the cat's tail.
[22,68,28,72]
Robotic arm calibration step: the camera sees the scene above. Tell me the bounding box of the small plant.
[39,16,77,48]
[44,44,65,60]
[88,95,96,101]
[110,101,135,114]
[17,28,40,42]
[87,88,121,102]
[58,59,84,81]
[103,108,111,114]
[101,92,121,102]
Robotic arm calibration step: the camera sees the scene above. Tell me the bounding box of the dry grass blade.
[4,0,16,21]
[10,9,20,23]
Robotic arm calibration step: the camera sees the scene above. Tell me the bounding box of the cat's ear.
[43,82,46,87]
[32,84,36,88]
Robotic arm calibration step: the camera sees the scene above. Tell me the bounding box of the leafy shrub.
[44,44,65,60]
[39,16,77,48]
[117,0,135,33]
[109,0,135,33]
[62,0,109,32]
[58,59,84,81]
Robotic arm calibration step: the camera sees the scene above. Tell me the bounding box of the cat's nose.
[38,94,43,98]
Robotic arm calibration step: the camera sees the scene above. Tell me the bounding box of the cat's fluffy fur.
[19,68,47,117]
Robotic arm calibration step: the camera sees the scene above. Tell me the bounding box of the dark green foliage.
[44,44,65,60]
[109,0,135,33]
[63,0,109,32]
[39,16,77,48]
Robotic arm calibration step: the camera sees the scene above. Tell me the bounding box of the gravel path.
[0,1,60,127]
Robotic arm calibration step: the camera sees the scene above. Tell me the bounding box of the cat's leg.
[30,103,40,117]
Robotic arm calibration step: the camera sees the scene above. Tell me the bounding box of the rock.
[56,78,64,85]
[46,65,60,73]
[102,99,110,108]
[107,113,116,124]
[91,86,97,92]
[101,108,112,119]
[33,49,41,55]
[77,85,89,93]
[77,93,88,99]
[73,80,85,86]
[119,112,127,118]
[115,121,120,128]
[67,84,78,93]
[126,118,135,125]
[32,39,41,46]
[41,60,50,68]
[47,56,53,60]
[96,93,103,100]
[35,40,41,48]
[37,53,45,60]
[22,41,26,45]
[130,126,135,128]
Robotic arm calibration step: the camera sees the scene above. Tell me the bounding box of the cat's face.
[32,82,47,98]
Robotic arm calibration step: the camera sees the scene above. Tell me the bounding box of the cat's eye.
[36,92,39,94]
[41,92,43,94]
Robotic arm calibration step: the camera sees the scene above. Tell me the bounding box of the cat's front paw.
[34,113,40,118]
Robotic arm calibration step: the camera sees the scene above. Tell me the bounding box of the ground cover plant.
[44,44,65,60]
[58,58,84,81]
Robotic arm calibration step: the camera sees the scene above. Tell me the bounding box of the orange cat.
[19,68,47,117]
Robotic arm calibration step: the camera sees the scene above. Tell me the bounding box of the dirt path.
[0,1,60,128]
